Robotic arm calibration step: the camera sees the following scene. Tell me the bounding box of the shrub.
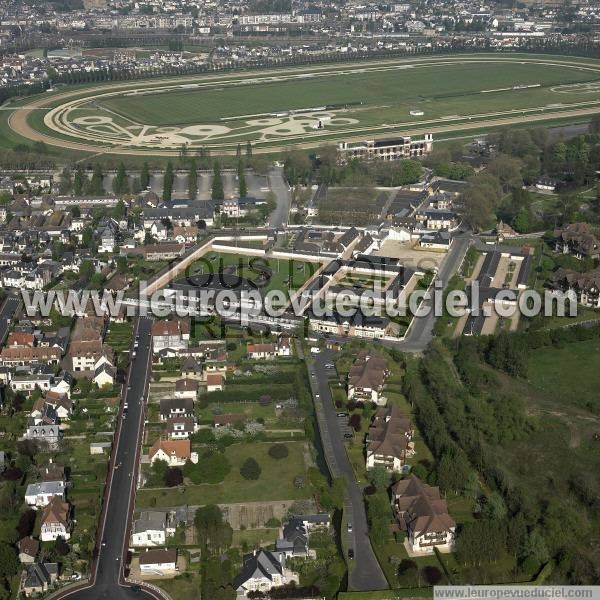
[349,413,362,432]
[240,457,261,480]
[268,444,289,460]
[191,429,215,445]
[422,565,443,585]
[16,509,36,538]
[165,467,183,487]
[183,451,230,484]
[265,517,281,528]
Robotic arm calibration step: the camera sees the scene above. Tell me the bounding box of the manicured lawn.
[98,60,597,127]
[155,573,202,600]
[137,440,313,508]
[372,538,449,589]
[232,527,279,549]
[187,251,317,294]
[196,401,276,423]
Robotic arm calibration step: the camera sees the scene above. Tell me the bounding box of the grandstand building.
[337,134,433,162]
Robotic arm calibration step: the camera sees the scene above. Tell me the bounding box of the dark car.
[348,548,355,560]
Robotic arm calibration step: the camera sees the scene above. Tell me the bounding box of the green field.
[136,440,313,508]
[185,251,318,294]
[15,53,600,154]
[98,61,598,126]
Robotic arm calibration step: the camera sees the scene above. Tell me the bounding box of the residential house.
[49,372,73,398]
[213,414,246,428]
[21,562,59,597]
[139,548,178,573]
[25,481,66,509]
[68,340,114,374]
[298,513,331,531]
[6,332,35,347]
[233,549,297,597]
[159,398,194,421]
[172,225,198,243]
[0,346,62,367]
[205,373,224,392]
[11,373,54,394]
[221,196,265,218]
[366,405,414,472]
[40,497,71,541]
[419,231,451,250]
[275,518,310,558]
[391,475,456,555]
[246,338,292,360]
[38,461,65,483]
[174,378,198,400]
[181,356,203,380]
[131,510,176,547]
[18,537,39,564]
[347,352,389,405]
[93,363,117,387]
[149,439,196,467]
[416,208,458,231]
[550,268,600,309]
[166,417,196,440]
[554,223,600,260]
[25,425,61,449]
[151,319,191,353]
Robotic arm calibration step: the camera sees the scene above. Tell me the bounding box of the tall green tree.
[112,162,129,196]
[87,164,104,196]
[237,159,247,197]
[163,161,174,202]
[140,161,150,190]
[58,167,72,195]
[73,164,85,196]
[194,505,232,554]
[212,160,224,201]
[188,157,198,199]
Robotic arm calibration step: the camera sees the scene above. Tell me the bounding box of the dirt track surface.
[8,54,600,157]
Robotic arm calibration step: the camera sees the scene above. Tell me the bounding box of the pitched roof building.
[40,497,70,541]
[149,439,194,466]
[366,405,414,472]
[554,223,600,260]
[391,476,455,555]
[347,351,389,405]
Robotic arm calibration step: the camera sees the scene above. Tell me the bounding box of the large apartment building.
[337,134,433,162]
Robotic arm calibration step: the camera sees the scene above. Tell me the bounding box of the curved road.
[8,54,600,157]
[54,317,166,600]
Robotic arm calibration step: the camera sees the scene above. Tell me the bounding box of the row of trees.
[406,325,600,584]
[283,145,423,188]
[459,126,600,233]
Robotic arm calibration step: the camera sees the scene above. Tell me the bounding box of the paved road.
[394,234,471,352]
[268,166,291,228]
[0,292,21,343]
[58,317,164,600]
[305,348,388,592]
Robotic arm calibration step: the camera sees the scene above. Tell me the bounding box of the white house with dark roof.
[232,549,298,597]
[25,481,66,509]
